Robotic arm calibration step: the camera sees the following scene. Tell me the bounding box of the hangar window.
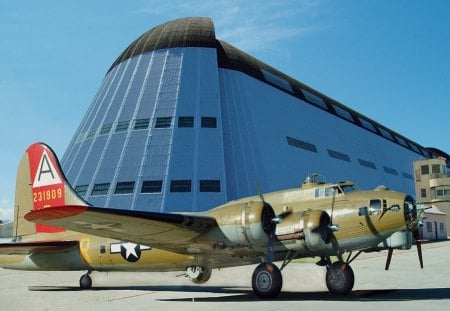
[402,172,414,180]
[261,69,294,94]
[76,132,86,143]
[134,118,150,130]
[358,118,377,133]
[327,149,351,162]
[170,180,192,192]
[74,185,88,197]
[115,121,130,133]
[114,181,135,194]
[301,89,328,110]
[200,180,221,192]
[178,116,194,128]
[155,117,172,128]
[358,159,376,169]
[91,183,110,196]
[383,166,398,175]
[100,123,113,135]
[86,128,97,139]
[286,136,317,153]
[379,128,395,141]
[410,143,421,154]
[394,135,409,148]
[201,117,217,128]
[141,180,163,193]
[333,105,354,122]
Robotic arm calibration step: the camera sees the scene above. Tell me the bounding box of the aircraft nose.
[403,195,418,232]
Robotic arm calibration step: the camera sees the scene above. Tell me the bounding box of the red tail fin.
[14,143,88,236]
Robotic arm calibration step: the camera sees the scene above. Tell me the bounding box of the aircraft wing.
[0,240,78,255]
[25,205,218,254]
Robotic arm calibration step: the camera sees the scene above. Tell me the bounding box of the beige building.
[414,157,450,239]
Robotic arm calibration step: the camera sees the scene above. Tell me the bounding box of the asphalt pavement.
[1,241,450,311]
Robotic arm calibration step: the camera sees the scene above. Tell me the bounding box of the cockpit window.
[315,186,342,198]
[340,185,356,193]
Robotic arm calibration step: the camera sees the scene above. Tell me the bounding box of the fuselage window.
[369,199,382,214]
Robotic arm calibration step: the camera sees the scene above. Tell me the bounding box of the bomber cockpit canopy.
[301,174,357,199]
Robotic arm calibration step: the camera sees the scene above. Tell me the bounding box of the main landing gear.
[252,263,283,299]
[251,259,355,298]
[325,261,354,295]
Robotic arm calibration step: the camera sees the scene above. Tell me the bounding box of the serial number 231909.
[33,188,63,203]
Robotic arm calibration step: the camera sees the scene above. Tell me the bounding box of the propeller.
[385,196,424,270]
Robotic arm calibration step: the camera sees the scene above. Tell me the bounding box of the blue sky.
[1,0,449,220]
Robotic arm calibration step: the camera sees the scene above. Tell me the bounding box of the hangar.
[61,17,444,213]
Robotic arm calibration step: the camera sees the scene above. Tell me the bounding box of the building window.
[358,159,376,169]
[383,166,398,175]
[91,183,110,196]
[201,117,217,128]
[134,118,150,130]
[421,188,427,198]
[286,136,317,153]
[141,180,163,193]
[421,165,429,175]
[155,117,172,128]
[415,169,421,182]
[327,149,350,162]
[200,180,221,192]
[74,185,88,197]
[114,181,135,195]
[170,180,191,192]
[440,223,445,233]
[426,222,432,233]
[100,123,113,135]
[178,116,194,128]
[115,121,130,133]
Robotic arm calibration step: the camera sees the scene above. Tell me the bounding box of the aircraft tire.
[325,262,354,295]
[187,267,212,284]
[79,273,92,290]
[251,263,282,299]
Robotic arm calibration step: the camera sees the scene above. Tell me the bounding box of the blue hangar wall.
[61,17,434,213]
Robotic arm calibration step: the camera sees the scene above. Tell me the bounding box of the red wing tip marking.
[25,205,88,221]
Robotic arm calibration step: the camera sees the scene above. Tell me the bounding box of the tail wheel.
[79,273,92,289]
[325,262,354,295]
[252,263,282,299]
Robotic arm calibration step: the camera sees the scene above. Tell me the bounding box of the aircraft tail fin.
[14,143,89,237]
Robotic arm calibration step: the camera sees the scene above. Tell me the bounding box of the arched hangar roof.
[108,17,437,159]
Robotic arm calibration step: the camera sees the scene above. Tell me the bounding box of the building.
[61,17,446,213]
[414,157,450,238]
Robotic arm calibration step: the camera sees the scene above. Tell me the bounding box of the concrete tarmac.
[1,241,450,311]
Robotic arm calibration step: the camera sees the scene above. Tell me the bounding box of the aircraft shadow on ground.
[29,285,450,302]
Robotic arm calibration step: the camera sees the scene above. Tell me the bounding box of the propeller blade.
[417,241,424,269]
[385,248,394,271]
[412,230,424,269]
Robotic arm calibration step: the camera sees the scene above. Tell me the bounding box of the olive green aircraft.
[0,142,424,298]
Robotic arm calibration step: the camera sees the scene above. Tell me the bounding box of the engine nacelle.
[211,201,275,247]
[276,209,332,253]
